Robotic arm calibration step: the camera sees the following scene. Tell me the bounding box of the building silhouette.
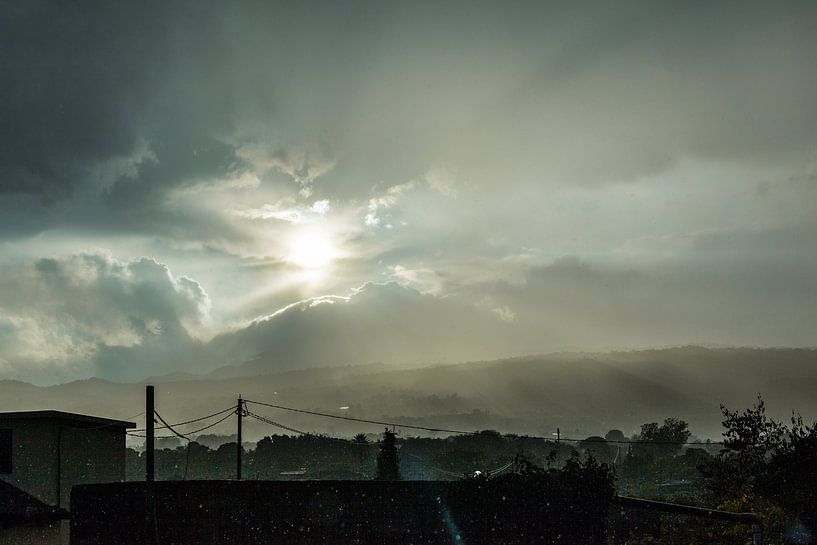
[0,411,135,544]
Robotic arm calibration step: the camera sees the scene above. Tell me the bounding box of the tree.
[605,429,626,443]
[623,418,691,479]
[640,418,691,455]
[700,396,785,502]
[579,436,614,464]
[700,396,817,539]
[353,433,371,479]
[760,415,817,532]
[374,428,401,481]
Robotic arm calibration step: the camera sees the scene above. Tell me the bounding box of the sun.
[287,232,338,269]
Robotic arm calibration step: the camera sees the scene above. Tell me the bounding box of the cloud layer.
[0,254,209,382]
[0,1,816,382]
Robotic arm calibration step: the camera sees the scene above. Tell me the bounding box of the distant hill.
[0,347,815,443]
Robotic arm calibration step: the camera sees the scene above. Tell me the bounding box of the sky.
[1,1,816,384]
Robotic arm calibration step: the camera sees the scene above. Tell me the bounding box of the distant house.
[0,411,135,545]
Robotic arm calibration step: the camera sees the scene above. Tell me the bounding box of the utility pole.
[146,385,155,482]
[236,396,243,480]
[556,427,560,446]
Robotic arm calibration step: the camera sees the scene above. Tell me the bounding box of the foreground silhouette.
[72,455,614,545]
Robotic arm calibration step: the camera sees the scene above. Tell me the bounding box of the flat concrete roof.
[0,410,136,429]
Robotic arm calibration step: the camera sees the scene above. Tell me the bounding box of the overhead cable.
[130,405,236,432]
[244,399,472,434]
[246,410,374,447]
[126,411,234,439]
[245,399,723,445]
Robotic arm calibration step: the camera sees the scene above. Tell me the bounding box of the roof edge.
[0,410,136,429]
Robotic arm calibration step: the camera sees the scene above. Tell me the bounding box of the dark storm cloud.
[0,1,248,233]
[3,1,815,214]
[0,2,162,200]
[1,1,816,383]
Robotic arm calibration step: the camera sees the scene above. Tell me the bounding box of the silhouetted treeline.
[128,425,714,485]
[127,429,580,482]
[125,400,817,544]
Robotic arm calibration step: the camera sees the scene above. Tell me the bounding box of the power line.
[125,397,726,447]
[245,410,309,436]
[248,410,514,479]
[127,411,234,439]
[248,410,485,480]
[185,412,236,435]
[244,399,473,434]
[245,410,374,447]
[154,411,192,441]
[125,410,147,421]
[187,413,239,435]
[153,411,194,480]
[403,453,464,477]
[127,431,176,439]
[130,405,236,432]
[142,410,235,480]
[244,399,724,445]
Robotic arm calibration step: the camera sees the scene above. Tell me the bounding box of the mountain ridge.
[0,347,815,441]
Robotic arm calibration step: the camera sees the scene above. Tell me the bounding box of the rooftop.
[0,410,136,429]
[0,480,69,523]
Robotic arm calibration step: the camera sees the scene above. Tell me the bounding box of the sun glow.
[287,232,338,269]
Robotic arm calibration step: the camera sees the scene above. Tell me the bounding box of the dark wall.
[59,426,125,508]
[71,479,612,545]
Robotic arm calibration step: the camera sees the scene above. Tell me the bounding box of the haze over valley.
[1,347,814,443]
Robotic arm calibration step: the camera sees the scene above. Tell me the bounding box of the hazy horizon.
[1,347,815,445]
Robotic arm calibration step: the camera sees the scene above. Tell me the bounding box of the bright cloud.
[237,199,332,224]
[0,2,815,383]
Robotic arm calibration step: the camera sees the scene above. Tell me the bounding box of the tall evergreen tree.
[375,428,401,480]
